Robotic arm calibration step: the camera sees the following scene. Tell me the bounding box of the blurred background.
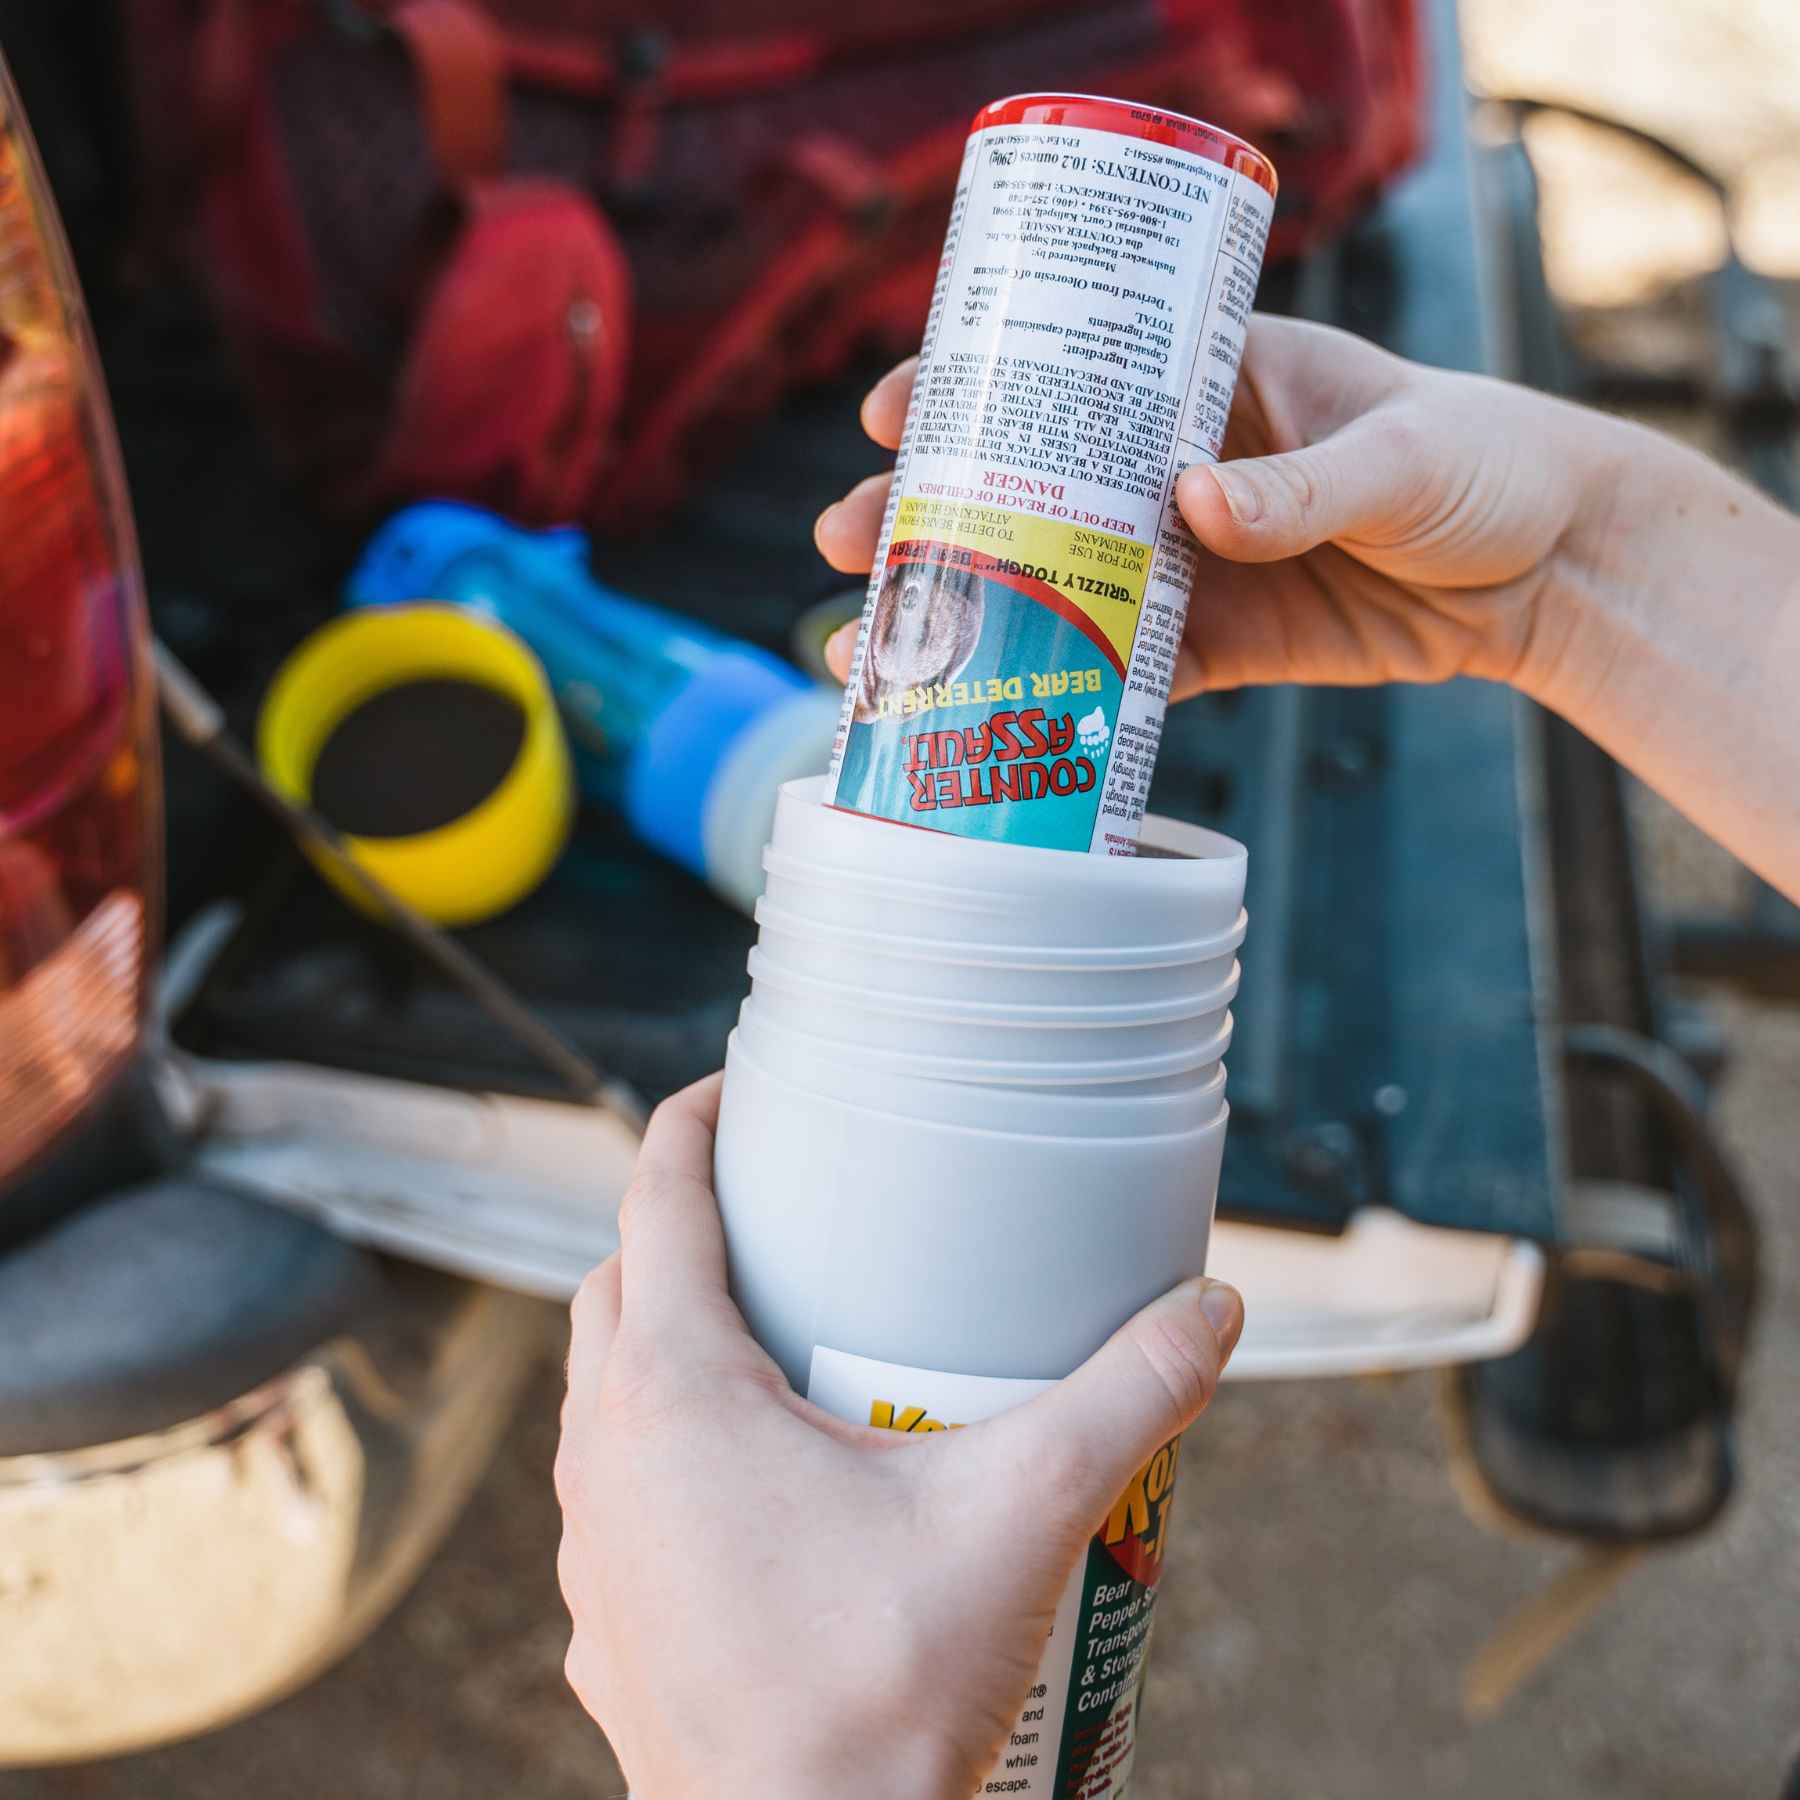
[2,0,1797,1794]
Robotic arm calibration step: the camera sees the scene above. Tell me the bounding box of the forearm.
[1522,411,1800,900]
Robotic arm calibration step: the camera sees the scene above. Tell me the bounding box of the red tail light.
[0,54,161,1184]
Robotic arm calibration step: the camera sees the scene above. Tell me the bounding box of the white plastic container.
[715,774,1250,1800]
[718,1030,1230,1388]
[764,779,1247,944]
[735,1000,1228,1138]
[751,901,1247,1008]
[739,995,1234,1087]
[746,949,1238,1063]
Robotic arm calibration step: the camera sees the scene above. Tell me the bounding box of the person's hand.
[817,313,1621,701]
[555,1076,1244,1800]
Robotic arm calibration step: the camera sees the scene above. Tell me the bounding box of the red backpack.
[125,0,1425,532]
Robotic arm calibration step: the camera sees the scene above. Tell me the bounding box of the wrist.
[1506,407,1696,723]
[1511,404,1800,808]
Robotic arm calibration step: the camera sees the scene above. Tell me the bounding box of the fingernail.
[825,620,858,666]
[1207,465,1263,526]
[1196,1279,1244,1355]
[813,502,841,547]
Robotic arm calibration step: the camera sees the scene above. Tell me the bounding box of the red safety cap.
[969,92,1277,198]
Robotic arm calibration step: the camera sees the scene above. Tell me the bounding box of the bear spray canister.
[826,93,1276,855]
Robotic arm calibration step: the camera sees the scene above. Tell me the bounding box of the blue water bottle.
[346,502,839,911]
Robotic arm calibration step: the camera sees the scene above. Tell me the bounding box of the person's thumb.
[972,1277,1243,1544]
[1176,416,1414,565]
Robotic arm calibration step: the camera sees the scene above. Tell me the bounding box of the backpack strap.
[602,30,669,206]
[388,0,508,187]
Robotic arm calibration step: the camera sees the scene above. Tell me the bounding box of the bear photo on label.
[855,559,986,722]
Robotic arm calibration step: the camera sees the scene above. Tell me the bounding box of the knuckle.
[596,1330,671,1422]
[554,1531,582,1613]
[563,1634,613,1725]
[551,1437,585,1513]
[615,1168,675,1241]
[570,1256,617,1324]
[563,1638,595,1709]
[1363,406,1443,524]
[1131,1309,1222,1432]
[1368,405,1425,467]
[1273,452,1327,522]
[643,1093,685,1139]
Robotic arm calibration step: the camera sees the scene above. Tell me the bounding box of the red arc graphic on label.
[889,540,1129,679]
